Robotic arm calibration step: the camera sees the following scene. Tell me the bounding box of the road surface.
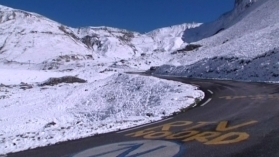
[7,75,279,157]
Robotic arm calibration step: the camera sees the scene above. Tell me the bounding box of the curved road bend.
[7,76,279,157]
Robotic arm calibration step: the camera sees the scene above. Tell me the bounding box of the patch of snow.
[0,73,203,154]
[0,68,75,85]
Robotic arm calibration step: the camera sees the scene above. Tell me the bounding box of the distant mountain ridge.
[0,4,199,66]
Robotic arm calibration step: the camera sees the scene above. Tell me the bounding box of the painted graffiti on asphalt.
[126,120,257,145]
[71,140,185,157]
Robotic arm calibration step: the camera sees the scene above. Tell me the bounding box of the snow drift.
[0,73,203,154]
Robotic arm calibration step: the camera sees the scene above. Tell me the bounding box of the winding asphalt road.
[7,75,279,157]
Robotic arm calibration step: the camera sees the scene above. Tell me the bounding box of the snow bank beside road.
[0,73,203,154]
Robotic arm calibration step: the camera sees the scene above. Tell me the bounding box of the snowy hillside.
[182,0,260,43]
[1,0,279,154]
[0,3,204,154]
[145,23,201,52]
[152,48,279,82]
[153,0,279,82]
[0,73,203,153]
[178,0,279,63]
[0,4,200,69]
[1,0,277,73]
[0,5,91,64]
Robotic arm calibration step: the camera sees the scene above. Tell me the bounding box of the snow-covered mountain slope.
[74,27,140,60]
[0,5,91,64]
[122,0,278,72]
[1,0,278,74]
[145,23,201,52]
[184,0,279,59]
[0,4,200,69]
[183,0,260,43]
[0,4,204,154]
[177,0,279,64]
[152,0,279,82]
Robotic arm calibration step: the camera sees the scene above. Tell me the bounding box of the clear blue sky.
[0,0,234,33]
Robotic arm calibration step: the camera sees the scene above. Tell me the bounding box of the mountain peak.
[234,0,259,12]
[235,0,258,6]
[0,4,13,11]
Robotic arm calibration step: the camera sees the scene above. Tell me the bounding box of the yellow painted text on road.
[126,120,257,145]
[216,121,257,131]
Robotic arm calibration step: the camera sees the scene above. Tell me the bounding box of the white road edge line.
[117,117,173,134]
[201,98,212,107]
[208,90,213,94]
[192,103,197,108]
